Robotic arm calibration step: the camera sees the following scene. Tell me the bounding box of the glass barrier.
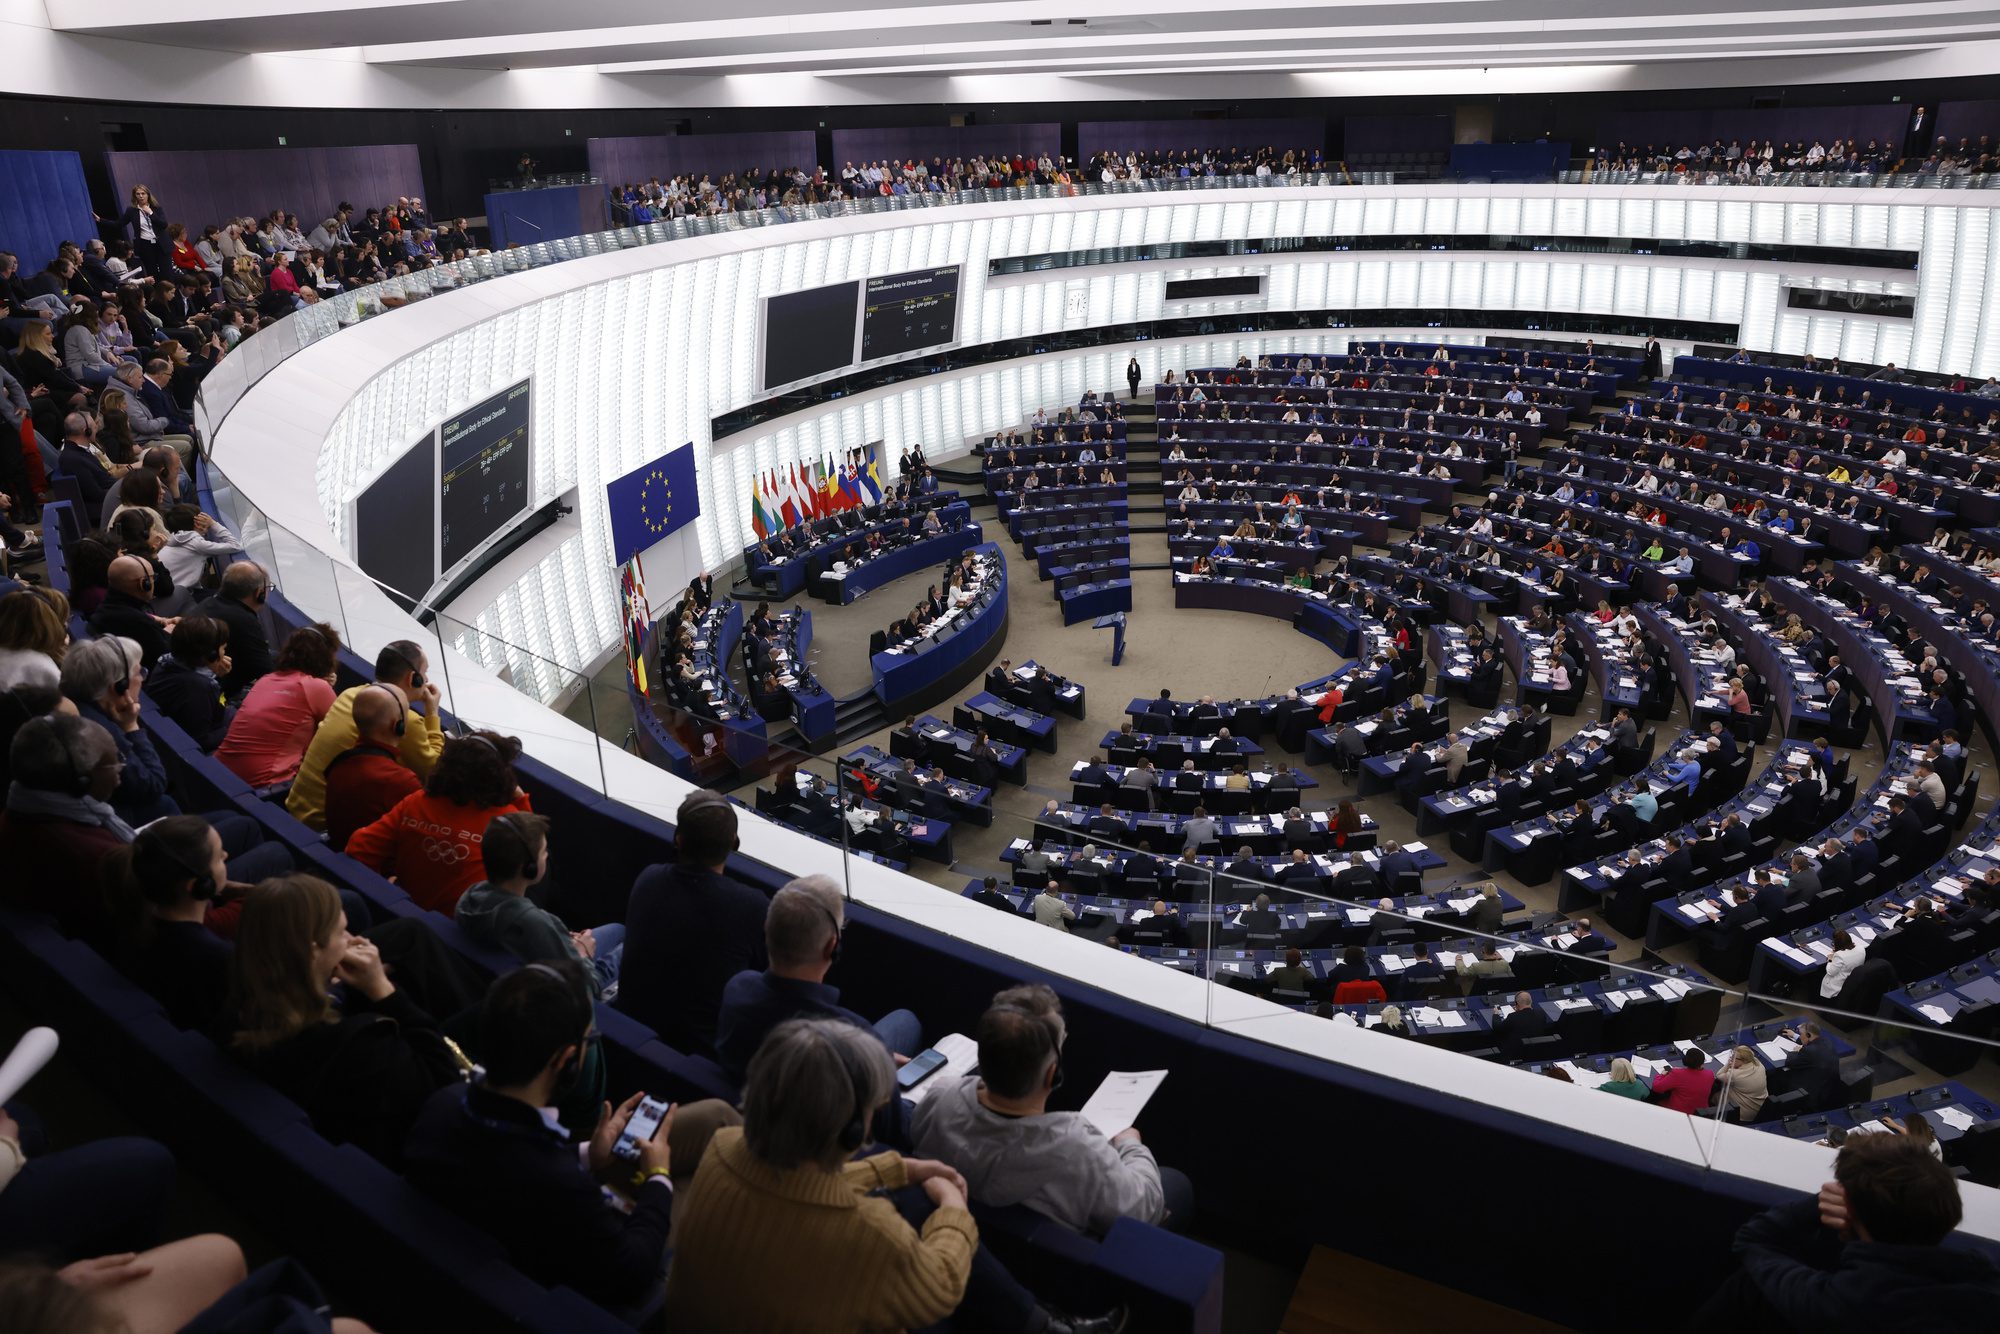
[1562,168,1999,190]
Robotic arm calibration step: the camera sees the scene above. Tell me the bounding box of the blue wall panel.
[483,183,608,248]
[0,149,98,272]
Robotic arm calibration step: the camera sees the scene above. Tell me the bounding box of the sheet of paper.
[1078,1070,1169,1138]
[1937,1106,1977,1133]
[1918,1003,1955,1025]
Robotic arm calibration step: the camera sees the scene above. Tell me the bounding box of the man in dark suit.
[1784,853,1822,904]
[1072,754,1114,791]
[1374,840,1419,890]
[1277,848,1321,894]
[1148,688,1175,718]
[1120,840,1160,895]
[1813,840,1852,892]
[984,659,1014,698]
[403,962,690,1311]
[1706,721,1739,762]
[1850,826,1885,878]
[1402,942,1444,981]
[1174,759,1204,792]
[1365,897,1405,944]
[1495,992,1551,1057]
[1238,892,1281,935]
[1088,802,1127,841]
[1281,806,1317,853]
[194,559,273,699]
[1220,845,1268,895]
[1884,796,1926,859]
[88,555,172,667]
[1718,886,1763,934]
[1778,1020,1841,1109]
[1658,835,1695,888]
[1565,918,1613,957]
[968,875,1018,913]
[1894,896,1953,977]
[1208,728,1240,756]
[1747,868,1788,919]
[1715,812,1753,855]
[55,413,120,509]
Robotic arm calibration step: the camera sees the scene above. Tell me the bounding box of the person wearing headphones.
[319,681,422,851]
[404,960,740,1314]
[713,874,922,1084]
[912,983,1194,1236]
[667,1017,1069,1333]
[0,712,135,938]
[202,561,276,697]
[456,812,625,996]
[100,814,235,1029]
[287,639,444,831]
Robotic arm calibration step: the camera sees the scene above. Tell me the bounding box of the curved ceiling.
[9,0,2000,106]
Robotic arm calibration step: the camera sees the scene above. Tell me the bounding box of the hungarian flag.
[619,554,649,694]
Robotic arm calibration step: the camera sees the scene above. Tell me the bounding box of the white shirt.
[1820,943,1866,999]
[0,647,60,691]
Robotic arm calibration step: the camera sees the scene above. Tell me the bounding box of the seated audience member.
[667,1019,1029,1333]
[100,814,235,1030]
[912,983,1194,1235]
[213,622,341,787]
[0,1237,254,1334]
[405,960,740,1312]
[60,636,289,894]
[0,588,69,690]
[87,554,170,668]
[1651,1047,1717,1113]
[620,790,769,1055]
[1692,1132,2000,1326]
[456,813,623,995]
[221,875,461,1165]
[141,615,233,749]
[0,713,134,938]
[201,561,277,698]
[287,639,444,830]
[344,731,533,914]
[320,683,422,850]
[714,874,923,1082]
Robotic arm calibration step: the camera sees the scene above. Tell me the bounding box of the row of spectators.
[1594,134,1994,178]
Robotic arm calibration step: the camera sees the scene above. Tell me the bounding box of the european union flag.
[606,443,702,560]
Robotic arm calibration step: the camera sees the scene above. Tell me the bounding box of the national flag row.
[749,446,887,539]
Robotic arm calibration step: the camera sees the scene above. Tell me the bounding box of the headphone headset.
[523,960,594,1047]
[381,642,425,689]
[810,896,844,966]
[826,1027,872,1153]
[490,811,542,879]
[366,682,407,736]
[134,822,219,904]
[54,718,100,797]
[461,733,500,754]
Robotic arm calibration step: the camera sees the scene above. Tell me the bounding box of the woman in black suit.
[117,184,171,279]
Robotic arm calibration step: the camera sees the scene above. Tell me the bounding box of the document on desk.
[1918,1003,1955,1025]
[1079,1070,1169,1138]
[1937,1106,1978,1133]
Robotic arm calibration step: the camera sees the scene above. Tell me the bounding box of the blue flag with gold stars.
[606,443,701,560]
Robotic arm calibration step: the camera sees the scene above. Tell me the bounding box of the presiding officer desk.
[745,495,966,598]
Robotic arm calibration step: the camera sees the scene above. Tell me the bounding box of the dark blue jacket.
[403,1082,673,1309]
[616,863,768,1055]
[1731,1195,2000,1331]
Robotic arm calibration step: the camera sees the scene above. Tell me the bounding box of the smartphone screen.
[896,1048,949,1089]
[614,1096,671,1160]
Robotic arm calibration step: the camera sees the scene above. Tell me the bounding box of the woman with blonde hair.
[223,875,460,1163]
[13,321,87,410]
[1599,1057,1651,1100]
[117,184,168,276]
[1718,1044,1768,1121]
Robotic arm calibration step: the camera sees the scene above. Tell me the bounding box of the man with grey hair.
[912,983,1194,1235]
[713,874,924,1085]
[111,361,192,461]
[203,560,275,696]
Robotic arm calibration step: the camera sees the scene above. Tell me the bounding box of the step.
[1125,560,1176,572]
[1281,1247,1576,1334]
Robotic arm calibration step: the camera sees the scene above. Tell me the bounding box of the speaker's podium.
[1094,612,1127,666]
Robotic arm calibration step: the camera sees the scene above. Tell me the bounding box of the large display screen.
[354,431,439,606]
[862,266,961,360]
[439,380,533,574]
[763,280,861,390]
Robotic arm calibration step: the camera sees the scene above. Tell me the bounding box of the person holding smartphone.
[404,960,740,1314]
